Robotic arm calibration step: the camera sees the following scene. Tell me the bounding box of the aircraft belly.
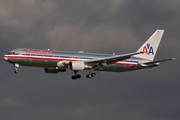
[97,64,139,72]
[8,58,58,68]
[8,58,31,66]
[30,60,58,67]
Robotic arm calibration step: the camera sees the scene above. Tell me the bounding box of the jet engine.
[69,61,85,71]
[44,68,66,73]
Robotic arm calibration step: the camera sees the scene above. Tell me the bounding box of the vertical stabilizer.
[134,29,164,61]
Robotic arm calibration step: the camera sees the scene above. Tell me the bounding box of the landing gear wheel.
[72,75,77,80]
[76,74,81,79]
[14,70,19,74]
[91,73,96,77]
[86,74,92,78]
[86,72,96,78]
[71,71,82,80]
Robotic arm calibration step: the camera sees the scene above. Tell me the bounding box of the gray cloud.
[0,96,24,107]
[0,0,179,120]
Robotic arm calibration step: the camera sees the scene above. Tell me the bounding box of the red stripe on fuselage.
[4,55,82,61]
[115,62,137,66]
[4,55,138,66]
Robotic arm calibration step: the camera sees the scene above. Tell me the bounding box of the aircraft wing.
[85,52,143,65]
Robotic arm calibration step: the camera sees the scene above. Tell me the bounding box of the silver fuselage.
[3,48,156,72]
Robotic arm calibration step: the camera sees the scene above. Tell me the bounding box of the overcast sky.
[0,0,179,120]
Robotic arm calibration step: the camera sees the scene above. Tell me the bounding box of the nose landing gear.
[14,63,19,74]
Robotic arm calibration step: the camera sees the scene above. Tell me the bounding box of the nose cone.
[3,55,8,61]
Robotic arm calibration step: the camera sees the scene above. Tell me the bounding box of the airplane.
[3,29,175,80]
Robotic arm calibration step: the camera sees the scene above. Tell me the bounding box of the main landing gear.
[71,71,96,80]
[14,63,19,74]
[71,71,81,80]
[86,73,96,78]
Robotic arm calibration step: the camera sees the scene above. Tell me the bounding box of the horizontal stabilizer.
[143,58,176,65]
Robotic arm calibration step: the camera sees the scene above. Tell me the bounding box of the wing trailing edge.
[85,51,143,65]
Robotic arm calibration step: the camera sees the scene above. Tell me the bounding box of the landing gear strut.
[14,63,19,74]
[71,71,81,80]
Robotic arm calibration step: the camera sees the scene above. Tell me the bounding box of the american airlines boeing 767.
[3,30,175,79]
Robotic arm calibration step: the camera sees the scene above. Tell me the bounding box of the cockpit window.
[8,52,15,55]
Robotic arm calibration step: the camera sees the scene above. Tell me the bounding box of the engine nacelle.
[44,68,66,74]
[69,61,85,71]
[57,61,69,67]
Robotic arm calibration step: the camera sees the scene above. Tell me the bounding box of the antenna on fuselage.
[79,51,84,53]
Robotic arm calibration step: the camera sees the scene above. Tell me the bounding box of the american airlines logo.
[142,43,154,55]
[27,50,53,55]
